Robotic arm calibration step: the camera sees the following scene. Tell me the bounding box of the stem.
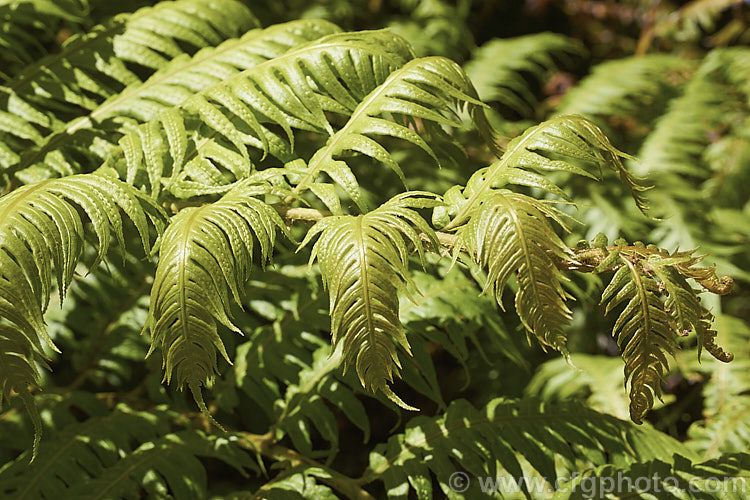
[274,204,733,296]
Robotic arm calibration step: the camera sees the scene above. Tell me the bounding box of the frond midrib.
[354,217,375,350]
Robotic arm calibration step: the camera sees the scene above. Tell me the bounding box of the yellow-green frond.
[293,56,493,212]
[144,180,288,426]
[455,190,573,353]
[301,193,439,408]
[0,171,163,456]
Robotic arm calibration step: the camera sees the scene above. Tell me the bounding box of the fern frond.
[301,193,439,409]
[526,354,638,420]
[292,56,494,211]
[1,0,259,182]
[465,33,584,116]
[599,247,732,424]
[557,54,695,120]
[455,191,572,353]
[65,430,254,499]
[0,407,254,499]
[0,0,87,82]
[11,20,342,184]
[601,257,675,425]
[653,0,746,41]
[0,171,163,453]
[437,115,650,230]
[556,452,750,498]
[688,396,750,459]
[634,48,750,178]
[365,398,694,498]
[0,408,170,497]
[114,30,415,195]
[144,180,288,427]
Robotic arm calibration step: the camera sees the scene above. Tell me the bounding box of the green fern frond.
[293,56,494,211]
[653,0,745,41]
[557,54,695,120]
[688,396,750,459]
[438,115,650,230]
[365,398,694,498]
[65,430,254,499]
[455,190,573,353]
[11,20,342,184]
[555,452,750,499]
[114,30,415,195]
[526,354,638,420]
[301,193,439,409]
[465,33,584,116]
[634,48,750,179]
[0,170,163,454]
[0,408,170,497]
[0,407,255,499]
[144,180,288,427]
[599,247,732,424]
[0,0,87,82]
[0,0,259,183]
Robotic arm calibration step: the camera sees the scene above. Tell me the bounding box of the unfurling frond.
[465,33,584,115]
[301,193,439,409]
[293,56,495,211]
[455,191,573,353]
[114,30,415,196]
[144,180,288,427]
[599,246,733,424]
[0,171,163,456]
[437,114,651,230]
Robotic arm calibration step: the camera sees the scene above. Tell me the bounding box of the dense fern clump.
[0,0,748,498]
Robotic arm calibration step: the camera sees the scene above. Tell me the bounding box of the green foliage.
[0,1,748,498]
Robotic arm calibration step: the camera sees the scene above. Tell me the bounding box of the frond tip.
[301,193,439,408]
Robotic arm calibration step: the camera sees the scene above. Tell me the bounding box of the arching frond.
[114,30,416,195]
[0,408,255,500]
[465,33,584,116]
[599,247,732,424]
[455,191,573,353]
[632,49,745,179]
[0,170,163,455]
[557,54,695,120]
[0,408,170,498]
[300,193,439,408]
[293,56,494,211]
[12,20,342,184]
[1,0,259,183]
[144,180,288,426]
[437,115,650,230]
[365,398,694,499]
